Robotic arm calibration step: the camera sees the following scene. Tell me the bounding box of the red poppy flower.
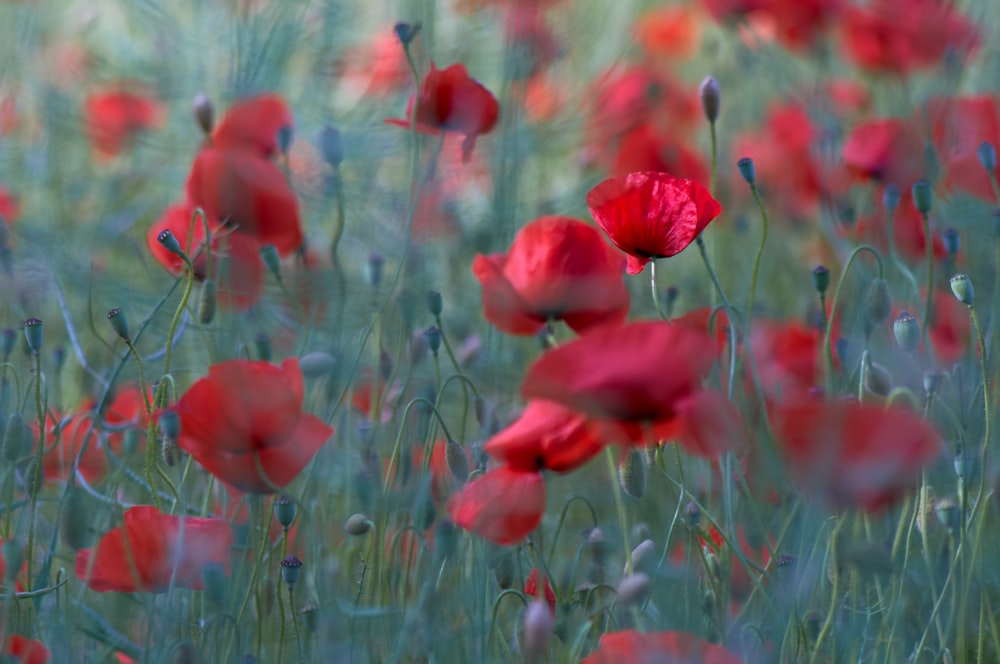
[3,635,51,664]
[586,172,722,275]
[773,400,942,512]
[75,506,232,593]
[634,5,702,59]
[102,383,152,455]
[483,400,605,472]
[385,62,500,162]
[36,411,107,485]
[524,567,556,615]
[211,93,293,158]
[749,318,826,405]
[851,191,947,263]
[447,465,545,545]
[928,95,1000,202]
[609,123,709,184]
[0,186,20,224]
[170,358,334,493]
[582,629,741,664]
[473,215,629,336]
[83,85,163,159]
[336,28,411,97]
[841,118,925,188]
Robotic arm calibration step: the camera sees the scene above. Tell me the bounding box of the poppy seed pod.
[618,450,647,499]
[424,326,442,355]
[192,93,214,135]
[912,179,932,214]
[22,318,42,354]
[106,308,130,341]
[737,157,755,186]
[883,184,901,212]
[949,273,974,306]
[280,555,303,587]
[863,278,892,326]
[893,312,921,352]
[812,266,830,295]
[273,495,296,529]
[978,141,996,173]
[699,76,721,123]
[156,229,185,257]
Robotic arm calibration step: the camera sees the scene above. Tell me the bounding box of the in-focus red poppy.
[447,465,545,545]
[3,634,51,664]
[36,411,107,485]
[928,95,1000,202]
[774,400,942,512]
[582,629,741,664]
[385,62,499,162]
[634,5,701,59]
[524,567,556,615]
[841,118,925,188]
[473,215,629,336]
[211,93,293,158]
[169,358,334,493]
[75,506,232,593]
[83,85,163,159]
[839,0,979,75]
[587,171,722,275]
[484,400,605,472]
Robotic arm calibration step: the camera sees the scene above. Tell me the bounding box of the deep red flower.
[211,93,294,159]
[582,629,741,664]
[3,635,51,664]
[472,215,629,336]
[587,171,722,275]
[609,123,709,184]
[928,95,1000,202]
[76,506,232,593]
[170,358,334,493]
[385,62,500,162]
[483,400,605,472]
[447,465,545,545]
[83,84,163,159]
[774,400,942,511]
[36,411,107,485]
[524,567,556,615]
[841,118,925,188]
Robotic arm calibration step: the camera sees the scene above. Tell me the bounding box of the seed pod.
[300,602,321,634]
[812,266,830,295]
[950,273,974,306]
[22,318,43,354]
[280,555,303,588]
[893,312,921,352]
[106,308,130,341]
[273,495,296,529]
[445,438,470,482]
[912,179,932,214]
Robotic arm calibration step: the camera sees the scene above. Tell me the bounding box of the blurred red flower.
[928,95,1000,202]
[484,400,605,472]
[524,567,556,615]
[609,122,709,184]
[336,28,411,97]
[102,383,152,456]
[36,411,107,485]
[586,171,722,275]
[447,465,545,545]
[702,0,840,51]
[749,317,826,405]
[472,215,629,336]
[774,400,942,511]
[851,191,947,263]
[582,629,741,664]
[83,84,163,159]
[0,186,20,224]
[169,358,334,493]
[3,635,51,664]
[634,5,702,59]
[385,62,500,162]
[75,506,232,593]
[211,93,293,159]
[841,118,925,188]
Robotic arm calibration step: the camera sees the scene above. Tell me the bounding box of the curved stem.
[823,245,885,393]
[745,183,769,327]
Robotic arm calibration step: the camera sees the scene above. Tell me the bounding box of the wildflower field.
[0,0,998,661]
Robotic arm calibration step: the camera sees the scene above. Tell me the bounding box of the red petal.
[448,466,545,545]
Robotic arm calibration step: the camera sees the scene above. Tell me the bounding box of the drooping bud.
[445,438,470,482]
[893,312,921,352]
[863,278,892,326]
[737,157,755,186]
[319,126,344,168]
[345,513,373,536]
[923,370,945,397]
[365,252,384,290]
[812,265,830,295]
[106,308,130,341]
[949,273,974,306]
[300,602,321,633]
[978,141,996,173]
[615,572,652,606]
[522,599,555,663]
[629,538,655,573]
[60,489,91,551]
[259,244,281,279]
[426,290,443,317]
[192,93,214,135]
[490,548,515,589]
[699,76,721,123]
[22,318,42,354]
[273,495,297,529]
[2,412,27,462]
[912,179,932,214]
[942,229,960,257]
[862,354,893,397]
[618,449,647,499]
[198,280,217,324]
[280,555,303,588]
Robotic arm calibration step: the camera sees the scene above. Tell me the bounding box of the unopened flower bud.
[699,76,721,123]
[615,572,651,606]
[22,318,42,354]
[300,352,337,378]
[159,409,181,442]
[522,599,555,662]
[883,185,900,212]
[300,602,320,633]
[893,312,921,352]
[943,228,960,257]
[106,308,130,341]
[156,229,185,257]
[923,370,945,397]
[812,265,830,295]
[345,513,372,536]
[912,179,932,214]
[365,252,384,289]
[424,326,442,355]
[273,495,296,529]
[162,438,178,467]
[193,93,214,135]
[260,244,281,278]
[445,438,470,482]
[950,273,974,306]
[426,290,443,317]
[979,141,996,173]
[60,489,90,551]
[618,449,647,499]
[629,538,655,573]
[492,549,515,589]
[863,355,893,397]
[2,412,27,462]
[198,280,217,324]
[864,278,892,326]
[319,126,344,168]
[737,157,755,186]
[280,555,303,587]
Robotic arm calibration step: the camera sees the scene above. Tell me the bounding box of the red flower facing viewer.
[169,358,334,493]
[582,629,741,664]
[385,62,500,162]
[472,215,629,336]
[586,171,722,275]
[76,506,232,593]
[774,400,942,512]
[84,84,163,159]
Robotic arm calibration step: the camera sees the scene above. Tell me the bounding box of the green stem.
[604,447,632,575]
[823,245,884,393]
[650,261,669,321]
[745,183,769,327]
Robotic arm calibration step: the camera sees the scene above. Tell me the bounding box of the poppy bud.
[699,76,721,123]
[394,22,422,46]
[943,229,960,257]
[587,527,606,566]
[863,278,892,326]
[254,333,272,362]
[445,438,470,482]
[277,126,294,155]
[22,318,42,354]
[424,326,442,355]
[522,599,555,663]
[812,265,830,295]
[198,280,217,324]
[629,538,655,573]
[923,370,945,397]
[978,141,996,173]
[684,501,701,528]
[2,412,26,462]
[615,572,651,607]
[893,312,921,352]
[365,252,384,289]
[912,179,932,214]
[192,93,214,135]
[106,308,130,341]
[345,513,373,536]
[273,495,296,529]
[1,328,15,360]
[319,126,344,168]
[157,229,185,257]
[60,489,91,551]
[863,355,893,397]
[950,273,974,306]
[259,244,281,279]
[280,555,303,588]
[882,185,900,212]
[159,409,181,442]
[427,290,443,317]
[737,157,755,186]
[618,450,647,499]
[300,352,337,378]
[300,602,320,633]
[201,562,228,608]
[2,538,23,584]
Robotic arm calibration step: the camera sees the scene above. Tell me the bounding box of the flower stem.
[745,183,769,327]
[604,446,632,575]
[823,245,884,394]
[650,261,669,321]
